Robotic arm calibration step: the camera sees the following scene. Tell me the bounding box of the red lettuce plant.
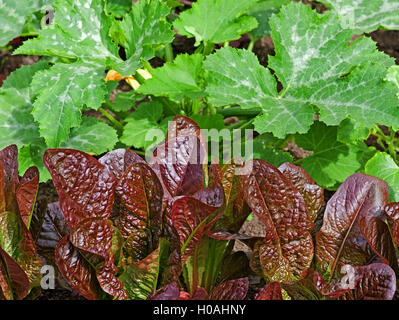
[248,169,398,300]
[43,116,251,300]
[0,145,42,300]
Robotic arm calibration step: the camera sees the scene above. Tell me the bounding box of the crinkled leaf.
[210,277,249,300]
[148,282,180,300]
[171,196,219,263]
[384,203,399,250]
[0,211,42,290]
[174,0,258,46]
[150,135,205,199]
[204,2,399,138]
[281,269,327,300]
[328,263,396,300]
[321,0,399,33]
[99,148,145,180]
[295,122,365,189]
[69,218,127,299]
[61,117,118,154]
[278,162,324,221]
[254,282,282,300]
[0,0,55,46]
[43,149,116,229]
[139,54,205,102]
[115,162,163,250]
[365,152,399,202]
[316,173,389,279]
[0,145,19,213]
[242,159,314,281]
[16,166,39,228]
[119,240,168,300]
[55,235,102,300]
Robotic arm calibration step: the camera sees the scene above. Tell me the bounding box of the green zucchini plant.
[2,0,399,195]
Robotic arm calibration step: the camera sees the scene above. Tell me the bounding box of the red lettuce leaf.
[214,161,251,232]
[316,174,389,279]
[171,196,220,263]
[16,166,39,228]
[69,218,127,299]
[0,211,42,289]
[254,282,282,300]
[282,269,328,300]
[210,277,249,300]
[99,148,145,180]
[150,136,205,199]
[0,145,19,213]
[327,263,396,300]
[0,247,30,300]
[166,115,207,153]
[55,235,102,300]
[148,282,180,300]
[242,159,314,281]
[119,240,168,300]
[384,202,399,247]
[43,149,116,230]
[278,162,324,221]
[359,214,399,273]
[115,162,163,250]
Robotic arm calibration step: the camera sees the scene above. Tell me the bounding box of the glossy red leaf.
[115,162,163,250]
[0,162,5,213]
[191,287,208,300]
[16,166,39,228]
[215,161,251,232]
[327,263,396,300]
[359,214,399,273]
[166,115,207,153]
[150,136,205,199]
[207,230,252,240]
[282,269,328,300]
[384,202,399,246]
[279,162,324,221]
[99,148,145,180]
[242,159,314,281]
[148,282,180,300]
[254,282,282,300]
[0,247,30,300]
[316,174,389,278]
[0,145,19,213]
[210,277,249,300]
[171,196,220,263]
[43,149,116,230]
[55,235,102,300]
[69,218,128,299]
